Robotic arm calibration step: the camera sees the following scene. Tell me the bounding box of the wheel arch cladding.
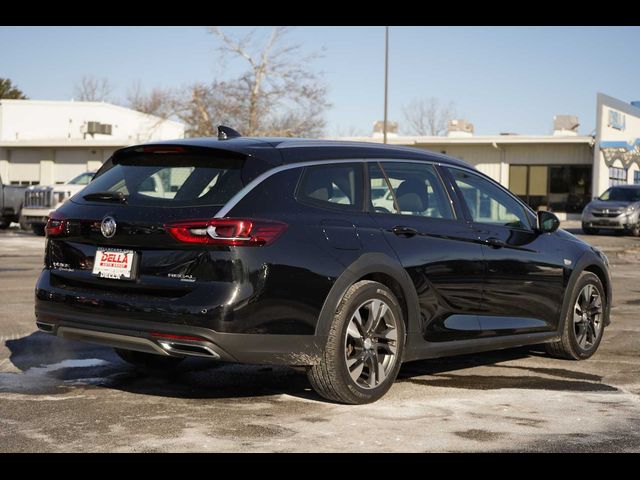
[358,272,409,331]
[560,251,612,332]
[314,252,420,339]
[583,264,610,304]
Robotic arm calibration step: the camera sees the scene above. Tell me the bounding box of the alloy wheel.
[573,284,603,350]
[344,298,398,389]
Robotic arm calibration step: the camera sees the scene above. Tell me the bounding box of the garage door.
[54,150,89,184]
[8,150,40,185]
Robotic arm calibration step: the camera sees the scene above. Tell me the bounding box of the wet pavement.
[1,225,640,452]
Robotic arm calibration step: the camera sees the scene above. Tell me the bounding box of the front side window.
[448,167,531,229]
[298,164,363,211]
[369,162,454,219]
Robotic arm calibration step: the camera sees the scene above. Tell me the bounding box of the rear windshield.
[76,154,245,207]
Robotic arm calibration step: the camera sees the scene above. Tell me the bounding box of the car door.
[444,166,565,334]
[295,162,386,265]
[367,160,486,342]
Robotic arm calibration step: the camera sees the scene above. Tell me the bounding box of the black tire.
[545,272,606,360]
[581,224,598,235]
[628,223,640,237]
[31,224,46,236]
[114,348,184,372]
[0,219,10,230]
[307,280,405,404]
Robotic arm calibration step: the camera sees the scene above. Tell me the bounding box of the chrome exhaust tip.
[36,321,55,333]
[157,340,221,359]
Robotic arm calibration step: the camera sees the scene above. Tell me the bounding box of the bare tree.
[402,98,456,136]
[116,28,330,139]
[333,125,365,137]
[205,27,330,137]
[126,81,174,118]
[73,76,114,102]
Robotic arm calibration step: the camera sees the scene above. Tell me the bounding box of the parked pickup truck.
[21,171,95,235]
[0,175,26,229]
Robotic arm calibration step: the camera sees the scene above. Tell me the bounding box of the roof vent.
[553,115,579,136]
[217,125,242,140]
[447,119,474,137]
[372,120,398,138]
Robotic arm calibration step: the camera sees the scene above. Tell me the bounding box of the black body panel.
[34,137,612,366]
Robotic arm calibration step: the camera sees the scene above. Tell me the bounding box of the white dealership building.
[0,100,184,186]
[337,93,640,219]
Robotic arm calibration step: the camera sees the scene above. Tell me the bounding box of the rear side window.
[297,164,363,211]
[76,154,245,207]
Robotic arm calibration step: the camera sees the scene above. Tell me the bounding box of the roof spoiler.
[218,125,242,140]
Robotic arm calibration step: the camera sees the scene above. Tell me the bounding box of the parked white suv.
[21,172,95,235]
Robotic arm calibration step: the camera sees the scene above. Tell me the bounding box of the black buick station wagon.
[35,127,612,404]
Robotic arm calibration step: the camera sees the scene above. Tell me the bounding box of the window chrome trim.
[215,157,486,220]
[215,159,368,218]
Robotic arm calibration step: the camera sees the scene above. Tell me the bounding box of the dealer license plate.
[92,248,136,280]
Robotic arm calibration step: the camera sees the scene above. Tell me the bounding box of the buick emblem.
[101,216,117,239]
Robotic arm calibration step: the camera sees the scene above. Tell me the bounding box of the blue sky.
[1,26,639,136]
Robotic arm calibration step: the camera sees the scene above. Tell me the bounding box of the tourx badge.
[101,216,117,239]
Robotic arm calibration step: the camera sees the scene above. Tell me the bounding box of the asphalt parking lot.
[1,223,640,452]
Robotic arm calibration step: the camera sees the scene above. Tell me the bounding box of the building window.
[609,167,627,186]
[549,166,591,213]
[509,164,592,213]
[634,171,640,185]
[509,165,548,210]
[10,180,39,186]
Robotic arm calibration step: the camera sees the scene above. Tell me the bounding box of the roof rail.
[218,125,242,140]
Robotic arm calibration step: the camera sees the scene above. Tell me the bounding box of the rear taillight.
[45,211,66,237]
[165,218,287,246]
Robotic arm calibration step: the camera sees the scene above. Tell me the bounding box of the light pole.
[383,26,389,144]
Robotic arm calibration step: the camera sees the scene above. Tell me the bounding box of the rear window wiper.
[83,191,127,203]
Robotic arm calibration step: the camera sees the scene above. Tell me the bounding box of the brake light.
[142,146,186,153]
[165,218,287,246]
[45,211,67,237]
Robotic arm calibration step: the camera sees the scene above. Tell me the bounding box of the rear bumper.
[35,268,326,366]
[35,302,325,366]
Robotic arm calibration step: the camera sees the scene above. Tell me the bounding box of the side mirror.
[537,210,560,233]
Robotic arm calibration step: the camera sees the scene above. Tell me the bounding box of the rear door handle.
[392,226,418,237]
[484,237,505,249]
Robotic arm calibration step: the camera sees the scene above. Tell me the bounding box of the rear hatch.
[45,146,266,303]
